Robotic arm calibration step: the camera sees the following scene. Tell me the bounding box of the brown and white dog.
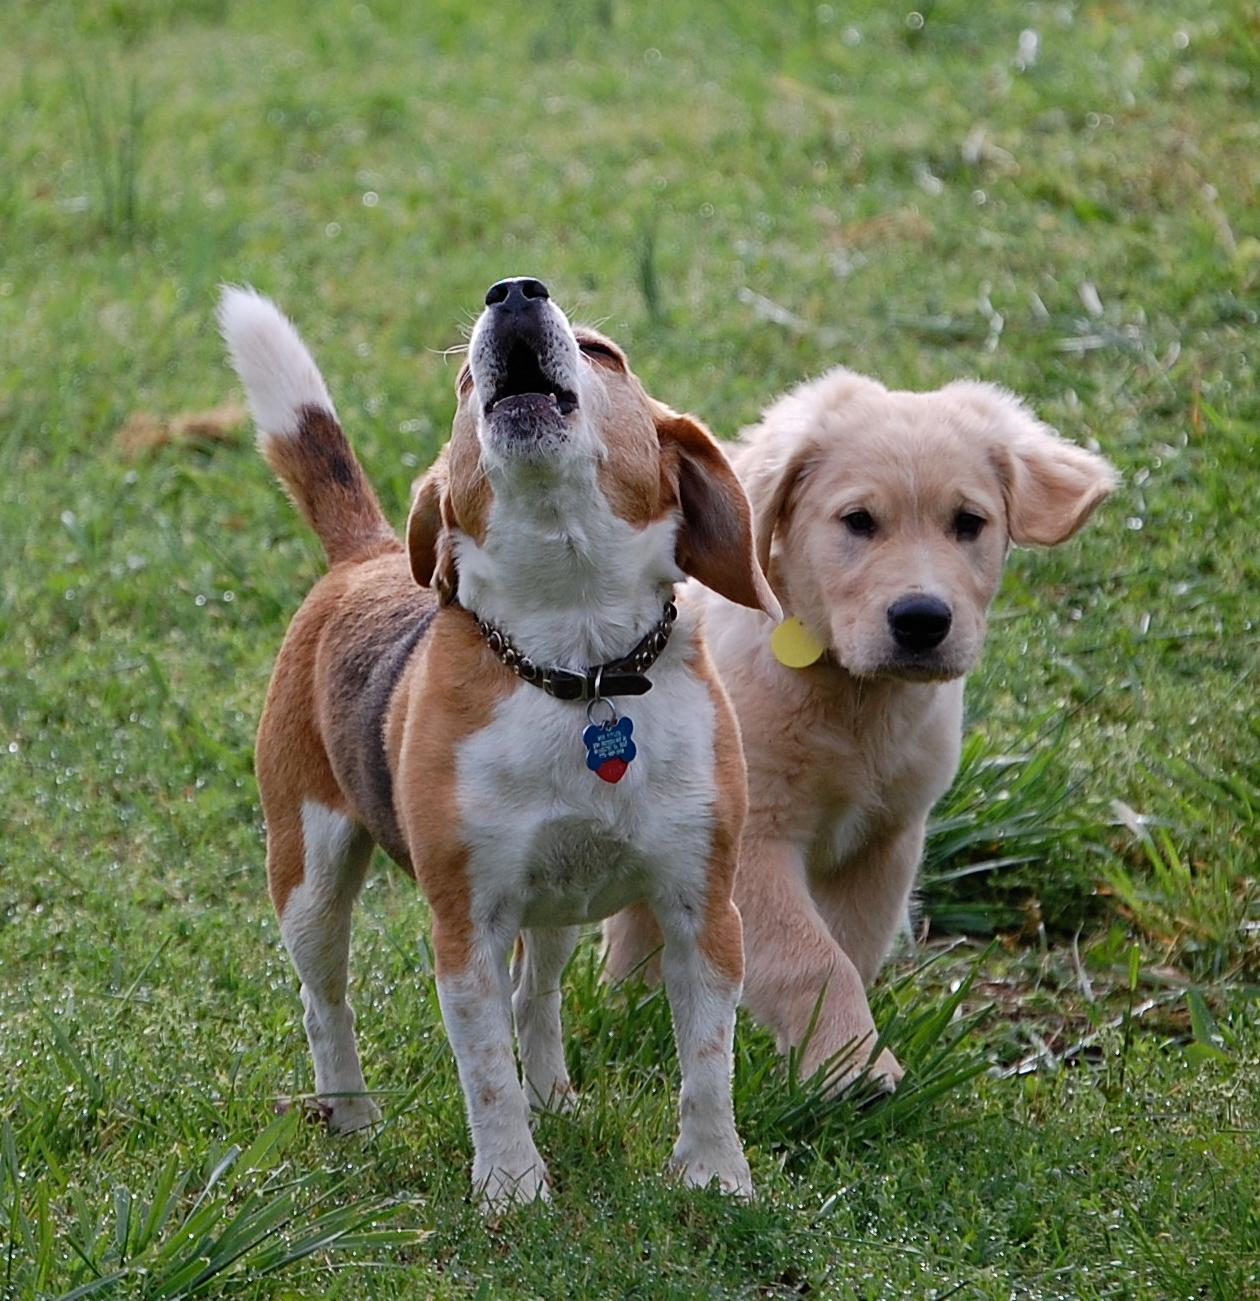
[606,366,1117,1090]
[219,278,778,1210]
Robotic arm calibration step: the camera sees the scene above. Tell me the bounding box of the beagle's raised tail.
[218,286,398,566]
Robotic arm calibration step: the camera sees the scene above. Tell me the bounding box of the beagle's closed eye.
[578,338,625,369]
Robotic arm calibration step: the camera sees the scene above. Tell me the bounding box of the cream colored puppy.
[606,366,1117,1090]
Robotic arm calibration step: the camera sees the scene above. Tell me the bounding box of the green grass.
[2,0,1257,1295]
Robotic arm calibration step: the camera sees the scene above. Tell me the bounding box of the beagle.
[219,278,779,1211]
[606,366,1117,1091]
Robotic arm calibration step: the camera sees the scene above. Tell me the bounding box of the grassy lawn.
[2,0,1257,1294]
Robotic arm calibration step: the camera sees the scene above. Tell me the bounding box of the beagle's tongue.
[487,338,577,416]
[492,391,560,417]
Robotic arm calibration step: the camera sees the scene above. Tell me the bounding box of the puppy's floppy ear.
[945,381,1119,546]
[655,406,781,619]
[406,446,459,604]
[743,438,818,578]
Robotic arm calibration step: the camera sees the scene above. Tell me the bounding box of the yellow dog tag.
[770,617,826,668]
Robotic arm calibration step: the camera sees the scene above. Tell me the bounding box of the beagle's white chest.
[453,659,719,929]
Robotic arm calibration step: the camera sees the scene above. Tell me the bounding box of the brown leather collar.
[472,599,678,701]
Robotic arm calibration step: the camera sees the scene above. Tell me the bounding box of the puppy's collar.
[473,599,678,701]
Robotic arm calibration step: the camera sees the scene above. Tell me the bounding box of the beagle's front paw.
[474,1146,551,1215]
[326,1094,384,1135]
[670,1138,754,1199]
[524,1077,578,1115]
[277,1093,382,1135]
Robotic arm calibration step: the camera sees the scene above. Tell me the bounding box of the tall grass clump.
[69,65,145,240]
[1,1110,426,1299]
[1105,743,1259,980]
[921,724,1096,936]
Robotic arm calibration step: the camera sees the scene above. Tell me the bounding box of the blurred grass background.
[1,0,1256,1295]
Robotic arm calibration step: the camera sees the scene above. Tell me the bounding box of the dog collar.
[472,599,678,701]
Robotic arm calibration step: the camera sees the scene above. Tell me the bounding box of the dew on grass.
[914,162,944,195]
[362,191,379,207]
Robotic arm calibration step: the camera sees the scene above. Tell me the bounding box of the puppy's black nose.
[484,277,550,309]
[888,595,952,652]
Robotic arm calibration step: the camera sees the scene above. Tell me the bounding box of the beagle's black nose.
[484,277,550,309]
[888,595,952,651]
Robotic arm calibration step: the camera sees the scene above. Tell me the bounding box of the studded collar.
[472,599,679,701]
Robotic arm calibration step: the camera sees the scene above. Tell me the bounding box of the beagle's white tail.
[218,287,397,566]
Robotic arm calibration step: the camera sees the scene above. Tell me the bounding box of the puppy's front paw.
[821,1044,905,1097]
[474,1147,551,1215]
[865,1048,904,1092]
[670,1140,754,1199]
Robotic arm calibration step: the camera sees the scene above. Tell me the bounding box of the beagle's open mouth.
[485,339,578,419]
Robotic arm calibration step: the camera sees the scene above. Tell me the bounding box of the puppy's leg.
[434,917,549,1212]
[654,893,752,1197]
[813,825,926,984]
[601,902,663,985]
[272,800,381,1134]
[738,837,903,1092]
[512,926,580,1112]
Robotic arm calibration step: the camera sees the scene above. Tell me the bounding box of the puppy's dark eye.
[954,511,985,540]
[843,510,876,537]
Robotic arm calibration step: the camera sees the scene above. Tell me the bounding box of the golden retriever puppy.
[606,366,1117,1090]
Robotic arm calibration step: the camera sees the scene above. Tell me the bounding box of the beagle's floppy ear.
[406,446,459,604]
[945,381,1119,546]
[655,406,781,619]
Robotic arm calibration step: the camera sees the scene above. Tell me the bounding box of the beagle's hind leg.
[269,800,381,1134]
[512,926,580,1112]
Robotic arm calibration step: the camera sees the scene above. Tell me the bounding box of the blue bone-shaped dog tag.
[583,716,636,784]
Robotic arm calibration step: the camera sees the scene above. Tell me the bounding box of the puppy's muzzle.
[887,594,952,652]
